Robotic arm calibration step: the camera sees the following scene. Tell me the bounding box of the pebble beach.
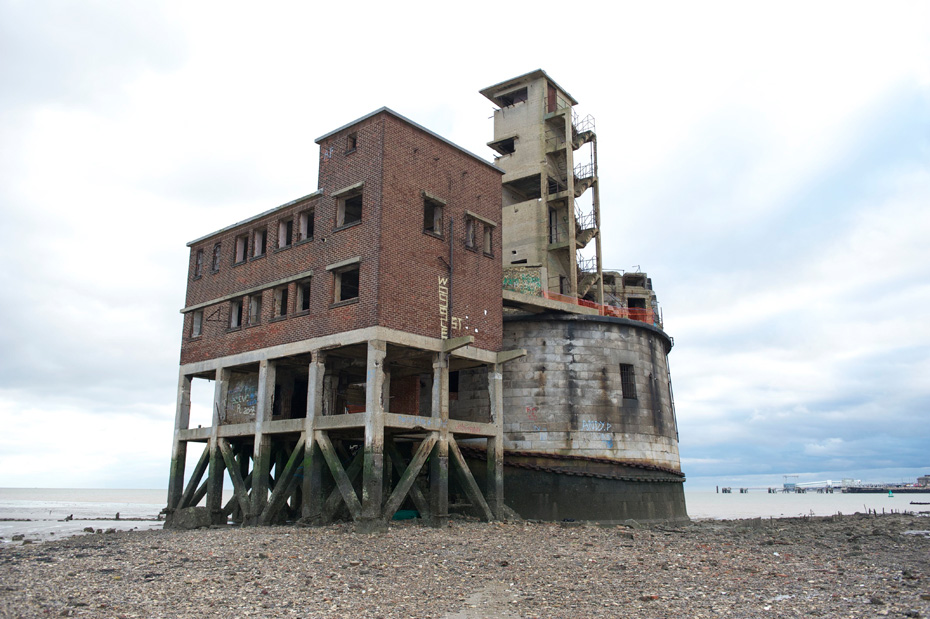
[1,513,928,618]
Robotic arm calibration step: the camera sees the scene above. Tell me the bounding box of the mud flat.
[0,513,927,618]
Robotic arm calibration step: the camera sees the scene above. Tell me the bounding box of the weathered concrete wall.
[498,314,681,472]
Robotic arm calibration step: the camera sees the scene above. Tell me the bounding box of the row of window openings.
[423,199,494,255]
[190,268,359,337]
[193,211,315,277]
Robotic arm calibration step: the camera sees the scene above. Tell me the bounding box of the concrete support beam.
[487,363,505,518]
[250,359,276,522]
[429,352,449,527]
[360,340,387,531]
[206,368,229,524]
[167,372,192,510]
[301,351,326,522]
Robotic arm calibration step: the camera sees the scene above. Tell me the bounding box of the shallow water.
[684,488,929,520]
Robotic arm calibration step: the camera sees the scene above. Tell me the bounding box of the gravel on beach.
[0,513,928,618]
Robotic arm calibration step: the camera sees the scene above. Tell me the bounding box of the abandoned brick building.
[167,70,686,528]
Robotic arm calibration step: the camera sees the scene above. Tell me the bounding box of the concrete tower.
[480,70,603,303]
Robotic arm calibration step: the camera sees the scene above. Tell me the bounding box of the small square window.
[191,309,203,337]
[211,243,221,272]
[274,286,289,318]
[334,266,359,303]
[346,133,357,153]
[298,209,315,242]
[229,299,243,329]
[234,234,248,264]
[297,278,312,312]
[253,228,267,258]
[193,249,204,278]
[277,219,293,249]
[423,197,444,236]
[465,217,476,250]
[338,193,362,227]
[620,364,637,400]
[483,224,493,256]
[248,294,262,325]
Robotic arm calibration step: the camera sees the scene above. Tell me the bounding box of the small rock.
[11,534,23,541]
[82,527,94,533]
[869,595,884,605]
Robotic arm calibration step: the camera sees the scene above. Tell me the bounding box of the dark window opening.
[278,219,293,248]
[549,209,559,243]
[194,249,204,278]
[211,243,221,272]
[248,295,262,325]
[253,228,267,257]
[497,88,527,107]
[620,364,637,400]
[483,225,493,256]
[511,259,527,264]
[274,286,288,317]
[449,370,460,401]
[298,209,315,241]
[559,275,568,295]
[191,310,203,337]
[603,275,615,286]
[346,133,357,153]
[297,279,311,312]
[235,234,248,263]
[339,194,362,226]
[465,217,476,249]
[229,299,243,329]
[628,298,647,308]
[490,137,516,156]
[423,197,444,235]
[335,266,360,302]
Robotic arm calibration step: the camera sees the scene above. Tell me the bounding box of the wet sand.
[0,513,927,618]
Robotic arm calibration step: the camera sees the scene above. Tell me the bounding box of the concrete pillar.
[382,370,391,413]
[360,340,386,530]
[250,359,276,522]
[301,351,326,522]
[430,352,449,527]
[167,372,192,511]
[487,363,505,518]
[207,368,229,524]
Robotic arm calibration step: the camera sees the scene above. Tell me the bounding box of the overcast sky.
[1,1,928,492]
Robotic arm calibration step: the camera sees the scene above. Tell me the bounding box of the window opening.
[235,234,248,263]
[211,243,221,272]
[297,278,312,312]
[548,209,559,243]
[253,228,267,257]
[334,265,360,303]
[278,220,293,249]
[620,364,637,400]
[248,294,262,325]
[191,310,203,337]
[483,224,493,256]
[497,138,515,154]
[465,217,476,249]
[229,299,243,329]
[338,193,362,227]
[274,286,288,317]
[298,209,315,241]
[449,371,460,401]
[498,88,527,107]
[194,249,204,278]
[346,133,357,153]
[423,197,444,236]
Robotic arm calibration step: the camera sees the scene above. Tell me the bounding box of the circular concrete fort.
[497,313,686,523]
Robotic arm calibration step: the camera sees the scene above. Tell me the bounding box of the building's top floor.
[179,108,505,367]
[479,69,578,110]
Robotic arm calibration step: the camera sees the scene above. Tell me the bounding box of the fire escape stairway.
[572,129,596,150]
[574,224,598,249]
[573,174,595,197]
[577,269,599,298]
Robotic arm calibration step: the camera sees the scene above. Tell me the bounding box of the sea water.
[2,487,926,543]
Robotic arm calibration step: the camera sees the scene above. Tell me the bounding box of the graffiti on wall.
[226,373,258,423]
[503,267,542,296]
[438,275,463,339]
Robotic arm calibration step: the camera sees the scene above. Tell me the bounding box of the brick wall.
[180,110,503,365]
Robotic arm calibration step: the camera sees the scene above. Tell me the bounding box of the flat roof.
[479,69,578,106]
[315,106,503,175]
[186,190,322,247]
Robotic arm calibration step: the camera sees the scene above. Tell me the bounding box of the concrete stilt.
[487,362,505,518]
[359,340,386,533]
[207,368,229,524]
[429,352,449,527]
[167,372,192,511]
[301,351,326,522]
[250,359,276,523]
